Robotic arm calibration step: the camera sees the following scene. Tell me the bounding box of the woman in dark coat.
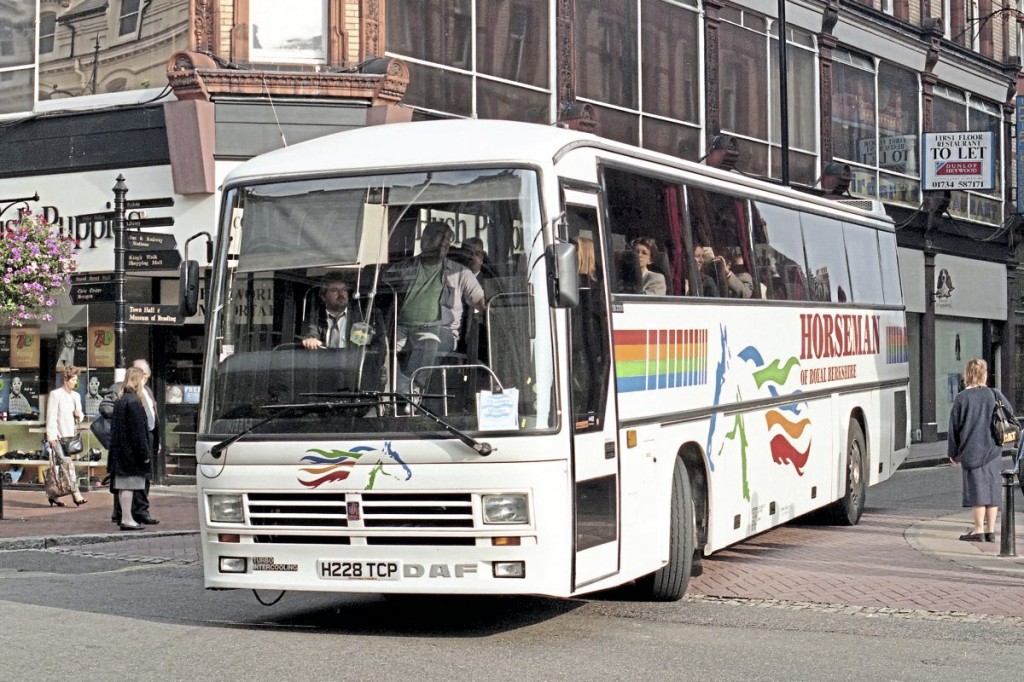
[107,367,153,531]
[947,358,1009,542]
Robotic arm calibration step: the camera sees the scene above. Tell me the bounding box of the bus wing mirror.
[546,242,579,309]
[179,259,200,317]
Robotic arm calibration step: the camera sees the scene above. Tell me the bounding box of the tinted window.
[877,231,902,305]
[801,214,852,303]
[842,223,884,304]
[751,202,807,301]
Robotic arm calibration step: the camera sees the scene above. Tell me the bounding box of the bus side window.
[752,201,808,302]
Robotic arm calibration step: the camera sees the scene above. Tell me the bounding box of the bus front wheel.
[635,457,694,601]
[826,420,866,526]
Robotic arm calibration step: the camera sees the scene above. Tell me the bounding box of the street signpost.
[108,197,175,210]
[126,304,184,325]
[126,232,177,251]
[69,274,116,305]
[126,249,182,270]
[125,216,175,229]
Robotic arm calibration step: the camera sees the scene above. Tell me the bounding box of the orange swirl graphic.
[765,411,810,439]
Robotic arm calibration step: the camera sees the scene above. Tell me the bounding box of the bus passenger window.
[751,201,808,301]
[801,214,852,303]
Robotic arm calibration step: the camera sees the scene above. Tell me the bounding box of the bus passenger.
[716,251,754,299]
[690,246,720,297]
[630,237,667,295]
[385,221,486,397]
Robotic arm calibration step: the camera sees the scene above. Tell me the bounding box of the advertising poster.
[10,327,40,368]
[56,327,87,370]
[8,371,39,418]
[84,370,113,417]
[0,373,9,417]
[87,324,116,368]
[0,332,10,368]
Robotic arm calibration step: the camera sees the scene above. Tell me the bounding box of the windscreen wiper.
[207,401,359,459]
[303,390,495,456]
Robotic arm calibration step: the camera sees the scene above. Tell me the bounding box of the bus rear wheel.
[826,420,866,526]
[635,458,694,601]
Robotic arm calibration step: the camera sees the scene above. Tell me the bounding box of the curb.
[898,456,949,471]
[0,529,198,551]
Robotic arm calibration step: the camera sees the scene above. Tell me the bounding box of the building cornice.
[165,51,409,105]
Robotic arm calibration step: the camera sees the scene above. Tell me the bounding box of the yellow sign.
[88,324,116,368]
[10,327,40,368]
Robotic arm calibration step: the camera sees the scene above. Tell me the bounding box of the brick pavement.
[689,507,1024,618]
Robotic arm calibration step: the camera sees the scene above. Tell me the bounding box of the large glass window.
[249,0,327,64]
[206,168,555,438]
[832,50,921,207]
[574,0,701,158]
[932,85,1003,225]
[719,7,818,185]
[387,0,551,121]
[752,202,808,301]
[0,1,35,117]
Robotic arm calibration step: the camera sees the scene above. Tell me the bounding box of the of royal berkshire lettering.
[799,313,880,360]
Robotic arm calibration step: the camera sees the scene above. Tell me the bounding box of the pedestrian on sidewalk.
[947,358,1007,543]
[45,365,88,507]
[107,367,153,531]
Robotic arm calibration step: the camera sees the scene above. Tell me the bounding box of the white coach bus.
[194,119,910,601]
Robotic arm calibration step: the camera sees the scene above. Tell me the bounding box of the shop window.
[575,0,637,108]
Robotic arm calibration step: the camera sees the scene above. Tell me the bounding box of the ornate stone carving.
[165,50,409,105]
[703,0,723,142]
[362,0,382,59]
[191,0,218,53]
[556,0,574,114]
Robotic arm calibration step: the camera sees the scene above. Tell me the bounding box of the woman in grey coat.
[947,358,1009,542]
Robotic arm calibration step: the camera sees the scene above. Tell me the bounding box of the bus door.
[563,187,620,589]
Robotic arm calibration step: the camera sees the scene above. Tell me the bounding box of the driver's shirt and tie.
[326,311,348,348]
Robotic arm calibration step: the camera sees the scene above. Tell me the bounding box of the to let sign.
[921,132,995,190]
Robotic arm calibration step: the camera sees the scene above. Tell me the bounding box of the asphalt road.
[3,462,1024,679]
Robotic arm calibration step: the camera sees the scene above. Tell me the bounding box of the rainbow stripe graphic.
[886,326,908,364]
[298,449,363,488]
[614,329,708,393]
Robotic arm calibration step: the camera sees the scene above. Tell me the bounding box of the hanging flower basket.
[1,212,78,326]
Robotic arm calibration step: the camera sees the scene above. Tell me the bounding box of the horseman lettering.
[799,313,880,360]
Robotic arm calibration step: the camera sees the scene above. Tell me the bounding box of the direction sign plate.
[127,304,183,325]
[70,281,115,305]
[126,232,177,251]
[126,250,182,270]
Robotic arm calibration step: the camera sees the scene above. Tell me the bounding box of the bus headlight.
[209,494,244,523]
[482,494,529,524]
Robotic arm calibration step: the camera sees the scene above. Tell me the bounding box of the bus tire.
[635,458,694,601]
[826,420,866,526]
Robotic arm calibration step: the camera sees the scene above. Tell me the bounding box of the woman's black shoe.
[985,532,996,542]
[959,532,985,542]
[47,498,66,508]
[119,523,145,531]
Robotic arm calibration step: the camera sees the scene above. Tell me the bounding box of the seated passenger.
[630,237,667,296]
[616,250,645,294]
[384,221,486,397]
[715,251,754,299]
[690,245,720,297]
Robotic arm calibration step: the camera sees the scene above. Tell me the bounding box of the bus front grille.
[242,492,475,531]
[247,492,350,528]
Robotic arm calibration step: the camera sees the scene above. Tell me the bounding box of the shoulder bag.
[60,435,83,455]
[43,447,74,500]
[990,388,1021,448]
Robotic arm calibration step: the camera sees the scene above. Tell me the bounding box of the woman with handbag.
[107,367,153,531]
[947,358,1009,542]
[45,365,87,507]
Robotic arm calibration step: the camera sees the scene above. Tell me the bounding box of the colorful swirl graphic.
[297,442,412,489]
[739,345,810,476]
